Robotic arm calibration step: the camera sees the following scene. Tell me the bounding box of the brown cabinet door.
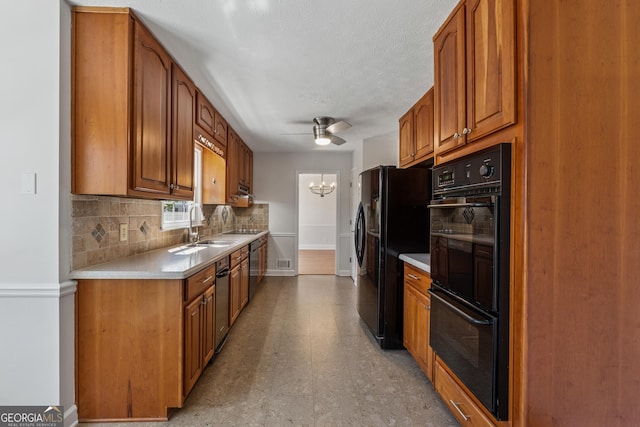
[202,285,215,365]
[213,112,228,147]
[202,147,226,205]
[171,64,195,200]
[226,129,240,204]
[132,21,172,196]
[196,91,216,137]
[434,4,467,155]
[404,279,433,381]
[465,0,516,142]
[413,88,435,160]
[398,109,415,167]
[229,265,241,326]
[183,295,203,395]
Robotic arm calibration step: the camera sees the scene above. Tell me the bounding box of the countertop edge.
[70,231,269,280]
[399,253,431,273]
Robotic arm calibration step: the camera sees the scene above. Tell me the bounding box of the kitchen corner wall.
[71,194,269,270]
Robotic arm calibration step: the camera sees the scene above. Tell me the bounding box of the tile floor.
[81,275,458,426]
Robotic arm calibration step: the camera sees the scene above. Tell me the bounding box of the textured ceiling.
[68,0,458,152]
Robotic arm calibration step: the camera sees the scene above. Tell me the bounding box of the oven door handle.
[428,289,493,325]
[427,202,493,209]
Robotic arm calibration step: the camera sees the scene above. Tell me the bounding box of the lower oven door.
[429,285,498,415]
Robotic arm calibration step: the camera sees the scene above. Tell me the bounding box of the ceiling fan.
[312,116,351,146]
[283,116,352,146]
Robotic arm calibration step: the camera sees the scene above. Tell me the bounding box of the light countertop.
[70,231,269,280]
[399,253,430,273]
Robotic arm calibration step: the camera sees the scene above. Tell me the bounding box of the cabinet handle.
[168,183,174,190]
[407,273,420,280]
[453,132,461,139]
[202,275,214,284]
[462,127,472,135]
[174,185,180,190]
[449,400,470,421]
[425,305,430,310]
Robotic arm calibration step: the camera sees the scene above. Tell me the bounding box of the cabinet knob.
[425,305,430,310]
[462,127,472,135]
[453,132,461,139]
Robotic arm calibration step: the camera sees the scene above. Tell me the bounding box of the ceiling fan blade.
[325,120,351,134]
[329,134,347,145]
[280,132,312,135]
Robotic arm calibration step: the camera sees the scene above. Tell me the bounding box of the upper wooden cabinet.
[399,87,435,168]
[433,0,515,156]
[72,7,194,200]
[196,91,228,147]
[171,64,196,199]
[226,128,253,205]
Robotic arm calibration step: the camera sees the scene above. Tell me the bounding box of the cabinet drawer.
[230,247,248,269]
[185,265,215,303]
[404,263,431,295]
[434,359,494,427]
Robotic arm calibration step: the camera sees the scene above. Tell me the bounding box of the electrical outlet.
[119,223,128,241]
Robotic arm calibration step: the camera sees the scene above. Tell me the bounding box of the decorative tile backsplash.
[71,195,269,270]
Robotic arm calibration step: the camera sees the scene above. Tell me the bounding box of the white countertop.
[399,253,430,273]
[70,231,269,280]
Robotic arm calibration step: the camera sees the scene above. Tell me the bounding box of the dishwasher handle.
[216,267,230,278]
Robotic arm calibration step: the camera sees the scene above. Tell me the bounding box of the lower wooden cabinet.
[258,236,268,284]
[76,264,219,422]
[183,283,215,396]
[435,358,495,427]
[403,263,433,381]
[229,246,249,327]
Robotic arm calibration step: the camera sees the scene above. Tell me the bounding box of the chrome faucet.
[188,205,199,244]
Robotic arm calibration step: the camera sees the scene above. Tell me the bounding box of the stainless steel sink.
[197,239,235,248]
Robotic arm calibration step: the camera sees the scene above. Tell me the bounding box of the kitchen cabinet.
[433,0,515,158]
[229,246,249,326]
[226,128,254,205]
[183,265,215,396]
[196,128,227,205]
[403,264,433,381]
[75,263,221,421]
[435,359,494,427]
[196,91,228,148]
[258,235,268,284]
[72,7,194,200]
[399,87,435,168]
[170,64,196,199]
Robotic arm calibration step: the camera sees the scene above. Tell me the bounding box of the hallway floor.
[81,275,458,426]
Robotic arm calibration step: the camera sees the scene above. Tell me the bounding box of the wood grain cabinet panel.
[403,264,433,381]
[399,88,435,168]
[434,0,515,158]
[170,64,196,199]
[72,7,194,200]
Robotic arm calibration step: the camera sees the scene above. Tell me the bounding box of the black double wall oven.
[428,144,511,420]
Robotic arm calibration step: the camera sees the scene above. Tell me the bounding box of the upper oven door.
[429,196,497,311]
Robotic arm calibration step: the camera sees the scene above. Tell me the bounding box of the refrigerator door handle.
[354,202,366,266]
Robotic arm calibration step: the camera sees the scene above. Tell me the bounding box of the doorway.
[297,172,337,275]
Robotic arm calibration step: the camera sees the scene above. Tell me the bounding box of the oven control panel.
[433,144,510,195]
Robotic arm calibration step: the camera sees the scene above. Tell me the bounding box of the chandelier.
[309,174,336,197]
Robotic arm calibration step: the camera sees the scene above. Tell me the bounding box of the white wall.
[0,1,76,425]
[298,173,337,250]
[362,131,398,170]
[253,152,352,276]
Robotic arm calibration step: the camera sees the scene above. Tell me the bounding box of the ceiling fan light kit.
[312,116,351,146]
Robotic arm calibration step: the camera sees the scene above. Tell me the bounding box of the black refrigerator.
[354,166,430,349]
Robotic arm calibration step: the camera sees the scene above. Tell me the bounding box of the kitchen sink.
[197,239,235,248]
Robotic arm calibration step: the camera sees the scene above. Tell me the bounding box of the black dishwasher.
[214,256,230,353]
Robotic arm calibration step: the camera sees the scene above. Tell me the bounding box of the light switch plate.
[21,173,36,195]
[119,223,128,241]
